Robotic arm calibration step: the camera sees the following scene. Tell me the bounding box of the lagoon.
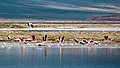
[0,43,120,68]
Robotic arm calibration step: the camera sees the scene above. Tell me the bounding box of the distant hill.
[87,14,120,21]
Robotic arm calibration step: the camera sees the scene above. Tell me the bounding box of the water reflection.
[0,44,120,68]
[44,47,48,62]
[29,47,35,64]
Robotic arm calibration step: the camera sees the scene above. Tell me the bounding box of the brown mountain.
[87,14,120,21]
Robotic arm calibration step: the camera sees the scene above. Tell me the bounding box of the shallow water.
[0,43,120,68]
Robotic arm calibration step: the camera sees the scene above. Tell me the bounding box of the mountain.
[87,14,120,21]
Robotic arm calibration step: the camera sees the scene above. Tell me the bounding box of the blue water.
[0,44,120,68]
[0,0,120,20]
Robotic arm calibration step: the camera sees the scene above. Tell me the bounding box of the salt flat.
[0,27,120,32]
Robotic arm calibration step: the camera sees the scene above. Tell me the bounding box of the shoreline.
[0,40,119,44]
[0,32,120,43]
[0,19,120,24]
[0,24,120,43]
[0,24,120,28]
